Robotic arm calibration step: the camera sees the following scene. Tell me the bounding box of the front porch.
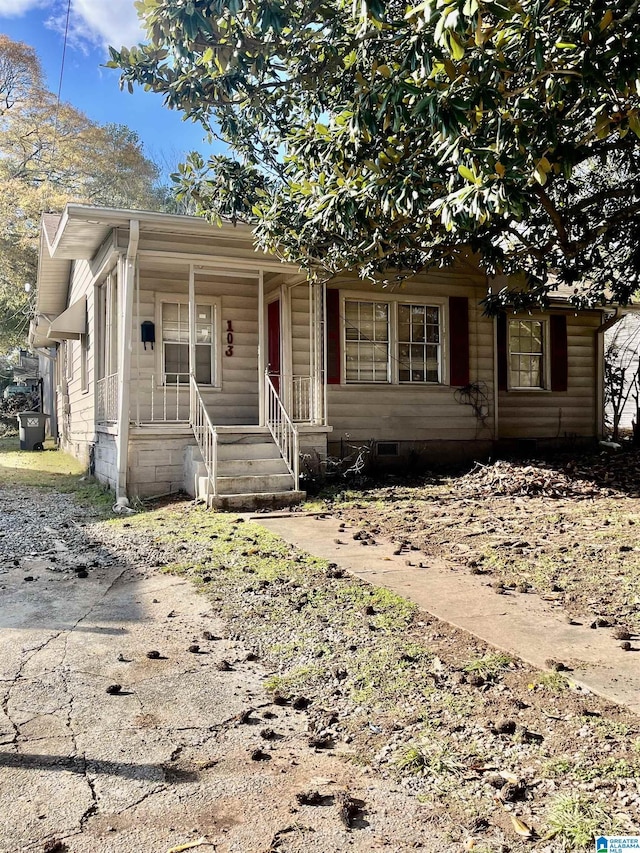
[96,262,330,504]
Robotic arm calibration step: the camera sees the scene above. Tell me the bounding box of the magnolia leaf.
[628,111,640,139]
[599,9,614,30]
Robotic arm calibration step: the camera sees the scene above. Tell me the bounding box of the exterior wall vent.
[376,441,399,457]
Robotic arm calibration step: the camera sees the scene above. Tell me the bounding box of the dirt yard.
[2,442,640,852]
[327,451,640,634]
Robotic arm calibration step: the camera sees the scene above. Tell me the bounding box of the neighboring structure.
[30,204,612,507]
[11,350,39,391]
[604,311,640,434]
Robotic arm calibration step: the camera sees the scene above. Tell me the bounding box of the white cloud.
[46,0,145,53]
[71,0,145,48]
[0,0,49,15]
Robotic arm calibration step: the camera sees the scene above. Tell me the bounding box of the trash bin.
[16,411,48,451]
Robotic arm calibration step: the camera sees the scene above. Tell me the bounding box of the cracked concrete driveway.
[0,486,428,853]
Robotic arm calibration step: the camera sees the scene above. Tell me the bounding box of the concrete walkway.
[254,512,640,716]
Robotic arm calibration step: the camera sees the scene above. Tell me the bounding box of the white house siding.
[57,259,95,465]
[498,312,600,440]
[290,283,311,379]
[129,263,261,426]
[325,268,495,456]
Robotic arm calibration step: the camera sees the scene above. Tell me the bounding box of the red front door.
[268,299,281,393]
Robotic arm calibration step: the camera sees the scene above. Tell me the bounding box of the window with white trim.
[398,304,440,383]
[508,319,545,389]
[161,300,216,385]
[343,298,443,384]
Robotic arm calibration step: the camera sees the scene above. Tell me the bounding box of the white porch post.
[309,280,325,425]
[115,219,139,502]
[258,269,266,426]
[188,265,196,381]
[281,282,293,413]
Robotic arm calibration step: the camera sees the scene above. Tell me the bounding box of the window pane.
[195,345,212,384]
[163,303,179,323]
[164,343,188,383]
[196,305,212,323]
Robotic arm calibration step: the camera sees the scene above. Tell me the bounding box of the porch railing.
[150,374,190,422]
[292,375,313,422]
[265,372,299,489]
[96,373,118,423]
[189,375,217,502]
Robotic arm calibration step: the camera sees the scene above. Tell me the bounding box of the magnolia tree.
[111,0,640,308]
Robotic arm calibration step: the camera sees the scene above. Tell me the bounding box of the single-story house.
[30,204,613,508]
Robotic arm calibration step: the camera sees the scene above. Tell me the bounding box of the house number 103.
[225,320,234,356]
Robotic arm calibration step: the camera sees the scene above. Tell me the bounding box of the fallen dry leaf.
[167,838,211,853]
[510,815,533,838]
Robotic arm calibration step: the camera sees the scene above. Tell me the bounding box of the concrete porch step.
[217,441,281,461]
[216,473,294,496]
[217,457,289,477]
[211,490,306,511]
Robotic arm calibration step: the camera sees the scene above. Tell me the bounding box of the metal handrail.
[189,375,217,502]
[265,371,299,489]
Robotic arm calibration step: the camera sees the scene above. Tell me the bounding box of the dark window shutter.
[449,296,470,386]
[326,288,341,384]
[550,314,568,392]
[497,312,508,391]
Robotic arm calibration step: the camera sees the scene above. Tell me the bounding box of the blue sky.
[0,0,223,177]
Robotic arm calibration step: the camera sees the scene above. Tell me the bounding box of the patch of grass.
[396,741,465,777]
[542,758,574,778]
[335,584,417,630]
[582,716,632,739]
[532,671,569,693]
[462,652,513,680]
[348,640,433,709]
[546,794,619,850]
[575,757,640,782]
[0,439,113,514]
[263,665,323,696]
[543,756,640,783]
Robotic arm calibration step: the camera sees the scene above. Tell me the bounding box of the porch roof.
[33,205,303,345]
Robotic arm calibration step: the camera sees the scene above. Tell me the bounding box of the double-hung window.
[343,297,442,384]
[508,319,545,389]
[161,300,216,385]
